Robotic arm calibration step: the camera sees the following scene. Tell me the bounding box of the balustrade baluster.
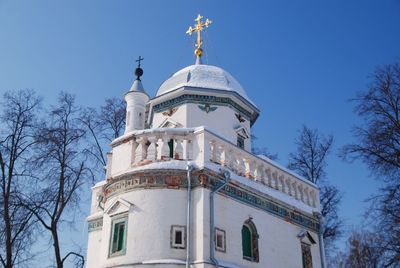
[219,144,225,166]
[304,189,310,205]
[135,137,148,163]
[174,138,183,159]
[160,135,170,160]
[236,154,244,176]
[147,136,157,161]
[209,140,217,162]
[286,179,292,195]
[186,138,193,160]
[130,138,138,165]
[244,159,251,178]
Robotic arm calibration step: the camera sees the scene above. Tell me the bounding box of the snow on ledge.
[217,260,247,268]
[257,154,317,188]
[205,162,319,215]
[109,160,318,215]
[142,259,186,265]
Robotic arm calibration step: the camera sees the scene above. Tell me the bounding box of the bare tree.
[343,229,383,268]
[24,92,89,268]
[99,97,126,141]
[288,126,343,253]
[342,62,400,267]
[81,97,125,174]
[0,90,41,268]
[288,125,333,184]
[342,63,400,179]
[251,135,278,160]
[320,185,343,250]
[80,108,107,169]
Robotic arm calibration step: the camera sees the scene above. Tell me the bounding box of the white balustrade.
[111,127,319,209]
[204,130,319,209]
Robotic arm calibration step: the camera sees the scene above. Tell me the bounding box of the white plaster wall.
[192,187,209,262]
[185,103,252,152]
[86,185,321,268]
[152,104,187,129]
[212,193,322,268]
[86,229,103,268]
[94,189,190,268]
[110,141,132,176]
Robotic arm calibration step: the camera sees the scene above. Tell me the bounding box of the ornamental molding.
[88,217,103,232]
[105,198,134,216]
[102,168,320,232]
[152,93,258,124]
[198,103,218,113]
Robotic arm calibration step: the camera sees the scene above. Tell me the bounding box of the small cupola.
[124,56,150,133]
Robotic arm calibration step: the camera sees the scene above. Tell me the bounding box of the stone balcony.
[109,127,320,211]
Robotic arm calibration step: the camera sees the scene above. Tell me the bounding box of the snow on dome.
[156,64,255,106]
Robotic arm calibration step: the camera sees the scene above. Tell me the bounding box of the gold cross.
[186,14,212,57]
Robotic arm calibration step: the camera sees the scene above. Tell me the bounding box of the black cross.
[136,56,144,67]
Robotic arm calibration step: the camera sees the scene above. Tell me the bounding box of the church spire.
[129,56,145,92]
[186,14,212,64]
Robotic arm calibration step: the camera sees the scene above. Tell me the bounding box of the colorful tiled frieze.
[103,169,320,232]
[153,93,258,123]
[88,217,103,232]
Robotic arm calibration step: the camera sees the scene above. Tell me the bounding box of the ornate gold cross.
[186,14,212,57]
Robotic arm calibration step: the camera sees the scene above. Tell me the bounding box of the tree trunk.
[4,194,12,268]
[51,224,63,268]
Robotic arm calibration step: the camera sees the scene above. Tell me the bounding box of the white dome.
[156,64,254,105]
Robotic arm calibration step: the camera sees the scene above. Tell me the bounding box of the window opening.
[237,136,245,149]
[171,225,186,249]
[168,139,174,158]
[109,217,128,257]
[301,243,313,268]
[242,225,252,258]
[215,228,226,252]
[241,219,259,262]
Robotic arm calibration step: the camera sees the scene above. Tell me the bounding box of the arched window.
[241,218,259,262]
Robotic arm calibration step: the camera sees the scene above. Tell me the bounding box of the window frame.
[241,219,259,262]
[301,242,313,268]
[215,228,226,253]
[108,215,128,258]
[237,135,245,149]
[170,225,186,249]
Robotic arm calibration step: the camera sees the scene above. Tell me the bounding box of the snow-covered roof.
[156,64,256,107]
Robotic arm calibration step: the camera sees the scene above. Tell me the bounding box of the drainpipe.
[210,169,230,267]
[186,164,194,268]
[317,213,326,268]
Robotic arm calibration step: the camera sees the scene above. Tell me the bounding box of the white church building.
[86,15,325,268]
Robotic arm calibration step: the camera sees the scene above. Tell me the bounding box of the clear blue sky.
[1,0,399,265]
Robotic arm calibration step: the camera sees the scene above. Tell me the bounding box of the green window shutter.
[242,225,252,258]
[112,224,119,252]
[117,222,125,251]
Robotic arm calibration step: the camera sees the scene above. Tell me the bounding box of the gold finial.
[186,14,212,58]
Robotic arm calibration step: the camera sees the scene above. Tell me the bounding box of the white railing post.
[244,158,251,178]
[161,135,170,160]
[217,144,225,166]
[130,138,138,165]
[135,137,147,163]
[147,136,157,161]
[174,137,183,160]
[210,140,217,163]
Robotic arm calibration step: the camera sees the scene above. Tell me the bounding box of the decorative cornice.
[152,94,258,124]
[102,168,320,232]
